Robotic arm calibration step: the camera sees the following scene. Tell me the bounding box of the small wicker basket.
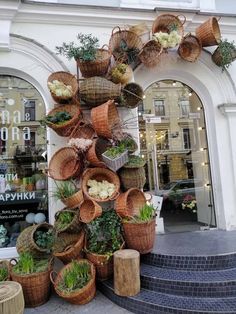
[69,120,96,140]
[53,232,82,254]
[79,199,102,223]
[61,189,84,208]
[195,17,221,47]
[54,208,82,234]
[139,40,163,68]
[152,14,185,38]
[119,167,146,190]
[86,138,111,168]
[178,34,202,62]
[129,22,150,45]
[47,71,79,104]
[122,83,144,108]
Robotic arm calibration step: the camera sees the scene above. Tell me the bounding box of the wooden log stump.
[114,249,140,296]
[0,281,24,314]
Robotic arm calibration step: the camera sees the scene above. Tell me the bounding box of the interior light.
[143,95,146,99]
[198,126,205,130]
[138,112,142,116]
[172,81,176,86]
[141,154,145,158]
[197,107,202,111]
[188,91,192,97]
[200,147,207,151]
[140,133,143,138]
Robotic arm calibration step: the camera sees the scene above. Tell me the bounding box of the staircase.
[99,247,236,313]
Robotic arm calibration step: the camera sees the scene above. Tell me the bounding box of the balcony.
[14,145,46,162]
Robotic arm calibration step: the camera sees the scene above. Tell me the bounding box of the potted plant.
[50,259,96,305]
[56,33,111,78]
[122,203,156,254]
[102,143,128,172]
[110,63,133,85]
[53,180,83,208]
[85,210,124,280]
[0,260,9,281]
[212,39,236,71]
[10,252,53,307]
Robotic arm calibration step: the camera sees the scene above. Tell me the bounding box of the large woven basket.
[80,77,121,107]
[54,208,82,234]
[115,188,146,218]
[82,167,120,202]
[53,230,85,264]
[122,218,155,254]
[85,250,113,281]
[119,167,146,190]
[48,147,83,181]
[0,260,10,281]
[16,223,53,257]
[45,104,82,137]
[122,83,144,108]
[178,34,202,62]
[79,199,102,223]
[195,17,221,47]
[86,138,111,168]
[0,281,24,314]
[53,232,82,254]
[10,259,53,307]
[50,259,96,305]
[69,120,96,140]
[61,189,84,208]
[47,71,79,104]
[77,46,111,78]
[139,40,163,68]
[91,100,121,139]
[109,26,143,63]
[152,14,186,37]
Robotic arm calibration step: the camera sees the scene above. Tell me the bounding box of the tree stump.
[0,281,24,314]
[114,249,140,296]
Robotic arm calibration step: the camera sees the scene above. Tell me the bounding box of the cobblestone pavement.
[24,291,132,314]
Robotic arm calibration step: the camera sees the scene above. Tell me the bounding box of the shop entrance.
[139,80,216,233]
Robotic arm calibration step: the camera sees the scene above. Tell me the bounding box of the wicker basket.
[77,46,111,78]
[120,133,138,154]
[80,76,121,107]
[50,259,96,305]
[10,259,52,307]
[122,83,144,108]
[85,250,113,281]
[110,64,133,85]
[122,218,155,254]
[212,46,236,67]
[82,167,120,202]
[195,17,221,47]
[79,199,102,223]
[53,230,85,264]
[45,104,82,137]
[178,34,202,62]
[0,281,24,314]
[61,189,84,208]
[54,208,82,234]
[48,147,83,181]
[139,40,163,68]
[152,14,186,38]
[109,26,143,63]
[115,188,146,218]
[53,232,81,254]
[102,149,129,172]
[129,22,150,45]
[0,260,10,281]
[86,138,111,168]
[119,167,146,190]
[16,223,53,257]
[69,120,96,140]
[91,100,121,139]
[47,71,79,104]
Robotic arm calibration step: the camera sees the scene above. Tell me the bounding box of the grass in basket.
[0,264,8,281]
[53,180,78,201]
[124,204,156,223]
[55,211,75,231]
[58,260,91,293]
[12,252,49,275]
[103,143,126,159]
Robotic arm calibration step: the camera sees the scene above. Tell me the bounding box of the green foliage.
[137,204,156,222]
[103,143,126,159]
[86,210,123,255]
[46,111,72,125]
[119,137,137,152]
[12,252,49,275]
[0,265,8,281]
[55,33,99,61]
[55,211,74,231]
[124,155,145,168]
[111,63,128,78]
[114,39,140,65]
[53,181,78,200]
[217,39,236,71]
[168,23,178,32]
[34,229,54,251]
[58,260,91,293]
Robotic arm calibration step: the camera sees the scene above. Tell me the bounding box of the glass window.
[179,100,190,116]
[24,100,36,121]
[183,128,191,149]
[154,99,165,116]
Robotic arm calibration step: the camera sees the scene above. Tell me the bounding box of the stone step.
[141,252,236,270]
[99,279,236,314]
[141,263,236,297]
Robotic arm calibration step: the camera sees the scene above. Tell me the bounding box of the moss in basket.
[58,260,91,293]
[46,111,72,125]
[53,180,78,201]
[55,211,75,231]
[55,33,99,62]
[0,264,8,281]
[124,155,146,168]
[86,210,123,255]
[12,252,49,275]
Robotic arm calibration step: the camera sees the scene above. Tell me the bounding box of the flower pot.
[102,149,128,172]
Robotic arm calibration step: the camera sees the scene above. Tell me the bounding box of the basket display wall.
[195,17,221,47]
[178,34,202,62]
[119,167,146,190]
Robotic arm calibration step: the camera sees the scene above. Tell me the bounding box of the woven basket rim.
[54,231,84,257]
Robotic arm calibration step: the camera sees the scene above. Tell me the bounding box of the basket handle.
[177,14,186,25]
[112,26,121,36]
[9,258,18,266]
[110,190,120,201]
[101,44,110,51]
[50,270,58,286]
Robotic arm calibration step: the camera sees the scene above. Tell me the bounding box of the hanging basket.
[195,17,221,47]
[0,260,10,281]
[61,189,84,208]
[16,223,53,257]
[10,259,53,308]
[120,133,138,154]
[45,104,82,137]
[50,259,96,305]
[110,64,133,85]
[81,167,120,202]
[79,199,102,223]
[0,281,24,314]
[54,208,82,234]
[212,46,236,68]
[91,100,121,139]
[47,71,79,104]
[86,138,111,168]
[115,188,146,218]
[53,230,85,264]
[48,147,83,181]
[122,83,144,108]
[122,218,155,254]
[139,40,163,68]
[76,46,111,78]
[129,22,150,45]
[119,167,146,190]
[80,76,121,107]
[178,34,202,62]
[152,14,185,40]
[69,120,96,140]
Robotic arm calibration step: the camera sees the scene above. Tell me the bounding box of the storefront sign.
[0,208,28,221]
[0,192,36,202]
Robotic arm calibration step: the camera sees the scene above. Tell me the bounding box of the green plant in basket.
[213,39,236,71]
[119,136,137,153]
[12,252,49,275]
[53,180,78,201]
[103,143,126,160]
[0,264,8,281]
[56,211,75,231]
[124,155,146,168]
[45,111,72,125]
[34,229,54,251]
